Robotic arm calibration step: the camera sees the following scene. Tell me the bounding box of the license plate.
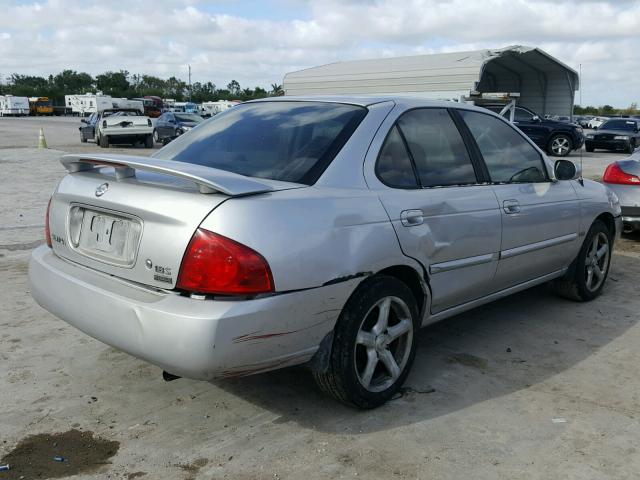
[71,207,142,266]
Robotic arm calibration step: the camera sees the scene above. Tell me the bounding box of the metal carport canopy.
[283,45,579,117]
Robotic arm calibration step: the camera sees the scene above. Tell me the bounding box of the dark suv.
[485,105,584,157]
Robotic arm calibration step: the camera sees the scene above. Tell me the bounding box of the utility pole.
[188,65,192,102]
[579,63,582,108]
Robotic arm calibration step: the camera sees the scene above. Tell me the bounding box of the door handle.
[503,199,521,214]
[400,209,424,226]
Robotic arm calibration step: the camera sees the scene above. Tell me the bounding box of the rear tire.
[586,145,594,153]
[548,134,572,157]
[80,134,87,143]
[313,275,419,409]
[550,220,612,301]
[144,134,153,148]
[99,134,109,148]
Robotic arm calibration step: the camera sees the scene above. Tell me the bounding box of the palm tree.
[270,83,284,96]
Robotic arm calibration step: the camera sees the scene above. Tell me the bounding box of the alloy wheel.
[551,136,571,156]
[584,232,610,292]
[354,296,413,393]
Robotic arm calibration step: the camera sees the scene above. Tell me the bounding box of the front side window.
[397,108,477,187]
[154,101,367,185]
[513,107,535,122]
[460,110,548,183]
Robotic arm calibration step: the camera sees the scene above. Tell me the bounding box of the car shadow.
[210,254,639,434]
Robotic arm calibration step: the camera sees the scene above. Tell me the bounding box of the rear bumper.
[621,207,640,232]
[29,246,357,380]
[103,127,152,137]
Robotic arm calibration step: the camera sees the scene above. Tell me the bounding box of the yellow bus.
[29,97,54,116]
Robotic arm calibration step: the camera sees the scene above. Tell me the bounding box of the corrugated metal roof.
[283,45,579,116]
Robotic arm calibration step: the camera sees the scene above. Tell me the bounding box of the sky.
[0,0,638,107]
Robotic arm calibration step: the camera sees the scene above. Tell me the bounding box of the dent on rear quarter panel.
[198,187,421,293]
[575,179,621,233]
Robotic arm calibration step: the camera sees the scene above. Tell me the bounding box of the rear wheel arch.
[377,264,429,319]
[308,263,429,376]
[595,212,616,239]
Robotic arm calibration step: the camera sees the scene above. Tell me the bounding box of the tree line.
[574,103,638,116]
[0,69,283,104]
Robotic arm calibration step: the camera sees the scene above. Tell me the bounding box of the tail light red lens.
[176,228,274,295]
[45,198,52,248]
[603,163,640,185]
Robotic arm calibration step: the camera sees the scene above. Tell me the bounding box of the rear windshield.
[154,101,368,184]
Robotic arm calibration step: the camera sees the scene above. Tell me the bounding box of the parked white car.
[81,109,154,148]
[588,116,609,129]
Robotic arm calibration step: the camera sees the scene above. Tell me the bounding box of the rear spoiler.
[60,154,275,196]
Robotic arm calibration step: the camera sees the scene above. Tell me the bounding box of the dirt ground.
[1,117,640,479]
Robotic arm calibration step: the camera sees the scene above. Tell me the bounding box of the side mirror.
[555,159,579,181]
[532,115,540,122]
[80,118,87,124]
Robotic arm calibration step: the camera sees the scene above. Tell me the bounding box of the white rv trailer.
[111,98,144,112]
[65,94,114,116]
[64,94,144,116]
[200,100,239,117]
[0,95,30,116]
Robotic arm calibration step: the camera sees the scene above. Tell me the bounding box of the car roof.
[248,94,497,114]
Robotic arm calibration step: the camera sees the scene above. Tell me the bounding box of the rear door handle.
[503,199,521,214]
[400,209,424,226]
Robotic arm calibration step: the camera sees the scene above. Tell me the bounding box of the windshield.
[154,101,367,185]
[174,113,203,123]
[600,119,637,131]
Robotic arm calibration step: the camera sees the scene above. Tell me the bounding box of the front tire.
[548,134,572,157]
[80,134,87,143]
[550,220,612,301]
[586,145,595,153]
[99,134,109,148]
[626,140,635,154]
[313,275,419,409]
[153,129,159,143]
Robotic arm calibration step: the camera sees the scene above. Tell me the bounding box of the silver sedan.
[29,96,622,408]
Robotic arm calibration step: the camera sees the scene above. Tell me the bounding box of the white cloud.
[0,0,638,106]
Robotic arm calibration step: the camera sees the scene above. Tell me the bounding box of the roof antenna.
[578,63,584,186]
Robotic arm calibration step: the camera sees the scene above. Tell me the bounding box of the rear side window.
[460,110,548,183]
[376,126,419,189]
[154,101,367,185]
[397,109,477,187]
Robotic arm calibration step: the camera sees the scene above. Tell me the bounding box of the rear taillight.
[176,228,274,295]
[147,119,152,127]
[45,198,52,248]
[603,163,640,185]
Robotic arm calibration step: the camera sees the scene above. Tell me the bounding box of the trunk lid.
[49,154,303,289]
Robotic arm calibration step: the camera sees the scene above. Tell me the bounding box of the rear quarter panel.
[199,186,422,292]
[575,179,622,235]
